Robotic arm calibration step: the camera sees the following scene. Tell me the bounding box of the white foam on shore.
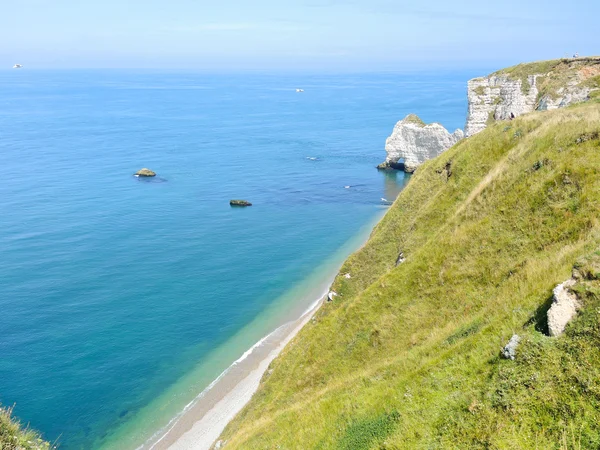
[121,211,387,450]
[143,289,329,450]
[301,288,328,316]
[142,321,288,450]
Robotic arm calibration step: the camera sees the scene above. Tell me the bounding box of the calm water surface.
[0,70,467,448]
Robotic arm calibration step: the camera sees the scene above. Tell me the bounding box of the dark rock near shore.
[376,160,410,172]
[230,200,252,207]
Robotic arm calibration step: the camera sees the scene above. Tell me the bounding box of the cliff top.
[400,113,426,127]
[397,113,455,131]
[219,100,600,448]
[490,56,600,97]
[492,56,600,78]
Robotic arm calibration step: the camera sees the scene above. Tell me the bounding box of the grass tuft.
[0,405,50,450]
[402,113,426,127]
[337,411,400,450]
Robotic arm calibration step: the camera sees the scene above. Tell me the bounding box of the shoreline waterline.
[154,295,325,450]
[136,210,389,450]
[2,70,464,448]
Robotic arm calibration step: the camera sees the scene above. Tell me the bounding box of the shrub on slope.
[0,405,49,450]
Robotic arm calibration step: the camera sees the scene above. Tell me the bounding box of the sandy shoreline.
[145,296,325,450]
[138,212,387,450]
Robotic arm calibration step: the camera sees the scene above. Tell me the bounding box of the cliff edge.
[465,57,600,136]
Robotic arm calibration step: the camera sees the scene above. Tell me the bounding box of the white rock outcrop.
[465,64,596,136]
[465,75,540,136]
[547,279,580,337]
[382,114,463,173]
[501,334,521,360]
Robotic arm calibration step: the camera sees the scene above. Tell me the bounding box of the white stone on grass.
[548,279,580,337]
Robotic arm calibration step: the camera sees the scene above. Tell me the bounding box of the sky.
[1,0,598,70]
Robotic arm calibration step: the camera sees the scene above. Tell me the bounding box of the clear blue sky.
[2,0,598,70]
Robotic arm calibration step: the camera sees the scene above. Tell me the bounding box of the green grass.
[582,75,600,90]
[0,405,50,450]
[493,59,566,94]
[218,102,600,449]
[474,85,485,96]
[402,113,426,127]
[336,410,400,450]
[494,59,567,79]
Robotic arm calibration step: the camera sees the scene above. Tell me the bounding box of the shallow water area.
[0,69,466,448]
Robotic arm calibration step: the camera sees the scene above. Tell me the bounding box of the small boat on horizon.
[296,88,304,93]
[13,64,23,69]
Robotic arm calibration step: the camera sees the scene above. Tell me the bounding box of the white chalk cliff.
[380,58,599,173]
[465,75,539,137]
[381,114,463,173]
[465,58,600,136]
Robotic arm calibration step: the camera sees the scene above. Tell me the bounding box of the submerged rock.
[501,334,521,360]
[380,114,463,173]
[134,168,156,177]
[230,200,252,207]
[548,279,580,337]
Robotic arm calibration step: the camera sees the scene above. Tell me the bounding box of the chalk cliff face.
[379,58,599,172]
[381,114,464,173]
[465,75,539,136]
[465,58,600,136]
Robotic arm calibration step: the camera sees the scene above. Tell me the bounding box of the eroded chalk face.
[382,114,463,173]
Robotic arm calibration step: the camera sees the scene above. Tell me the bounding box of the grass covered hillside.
[0,405,49,450]
[218,101,600,449]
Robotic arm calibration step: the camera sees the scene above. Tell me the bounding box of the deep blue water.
[0,70,466,448]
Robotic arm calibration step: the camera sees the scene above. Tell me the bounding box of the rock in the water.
[381,114,463,173]
[230,200,252,207]
[501,334,521,360]
[135,168,156,177]
[547,279,580,337]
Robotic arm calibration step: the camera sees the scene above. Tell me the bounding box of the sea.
[0,69,467,449]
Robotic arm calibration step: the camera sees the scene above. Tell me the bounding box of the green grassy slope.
[218,101,600,449]
[0,405,49,450]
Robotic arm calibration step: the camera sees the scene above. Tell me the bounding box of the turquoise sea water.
[0,70,466,448]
